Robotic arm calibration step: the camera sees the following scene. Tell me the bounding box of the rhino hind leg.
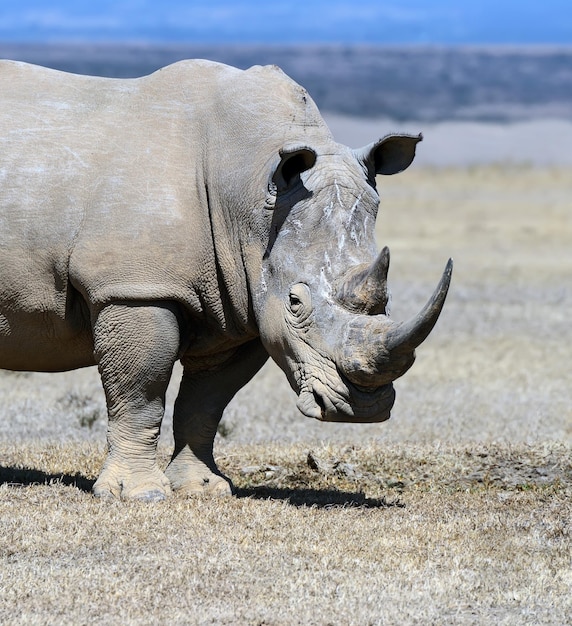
[166,371,232,498]
[92,302,180,501]
[166,340,268,497]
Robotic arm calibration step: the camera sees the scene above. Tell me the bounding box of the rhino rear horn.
[336,246,391,315]
[385,259,453,354]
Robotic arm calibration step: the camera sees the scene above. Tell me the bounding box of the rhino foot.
[93,462,171,501]
[175,475,233,498]
[166,458,233,497]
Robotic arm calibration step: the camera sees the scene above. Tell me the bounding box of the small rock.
[334,462,360,479]
[307,451,333,474]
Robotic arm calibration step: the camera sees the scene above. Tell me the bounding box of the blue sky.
[1,1,571,45]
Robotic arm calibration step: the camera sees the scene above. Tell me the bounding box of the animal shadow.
[235,485,404,509]
[1,467,403,509]
[0,466,95,493]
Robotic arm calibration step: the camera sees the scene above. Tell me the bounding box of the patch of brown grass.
[1,441,570,625]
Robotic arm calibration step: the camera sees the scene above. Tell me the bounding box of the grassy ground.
[1,165,571,624]
[0,442,570,625]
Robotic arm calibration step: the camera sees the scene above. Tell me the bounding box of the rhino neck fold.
[202,182,258,343]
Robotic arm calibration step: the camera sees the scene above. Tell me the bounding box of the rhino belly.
[0,253,95,372]
[0,310,95,372]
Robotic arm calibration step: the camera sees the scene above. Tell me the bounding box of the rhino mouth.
[296,374,396,423]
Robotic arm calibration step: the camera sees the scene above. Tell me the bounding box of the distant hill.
[1,43,571,122]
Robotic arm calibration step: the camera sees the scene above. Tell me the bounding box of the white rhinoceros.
[0,59,452,500]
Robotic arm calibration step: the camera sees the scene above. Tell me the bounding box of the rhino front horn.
[385,259,453,354]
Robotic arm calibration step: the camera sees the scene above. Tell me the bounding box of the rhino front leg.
[166,339,268,497]
[92,302,180,501]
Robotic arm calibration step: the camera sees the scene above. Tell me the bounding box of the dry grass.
[1,441,571,625]
[1,164,571,624]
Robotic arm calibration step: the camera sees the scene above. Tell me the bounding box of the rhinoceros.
[0,59,452,500]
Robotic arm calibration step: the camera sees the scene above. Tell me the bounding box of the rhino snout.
[337,258,453,385]
[296,377,396,423]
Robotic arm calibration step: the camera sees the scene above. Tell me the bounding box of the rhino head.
[254,133,452,423]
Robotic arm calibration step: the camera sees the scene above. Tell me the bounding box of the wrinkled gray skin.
[0,59,452,500]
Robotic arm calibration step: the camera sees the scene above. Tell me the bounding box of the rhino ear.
[354,133,422,176]
[272,146,317,190]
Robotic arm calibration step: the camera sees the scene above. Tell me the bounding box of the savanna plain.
[1,163,570,625]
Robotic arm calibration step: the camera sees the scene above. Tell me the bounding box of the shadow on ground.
[235,485,404,509]
[0,466,95,492]
[0,466,402,508]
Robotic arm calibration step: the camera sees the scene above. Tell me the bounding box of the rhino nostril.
[312,389,326,416]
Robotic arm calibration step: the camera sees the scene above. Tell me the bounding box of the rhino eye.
[289,293,302,313]
[288,283,312,317]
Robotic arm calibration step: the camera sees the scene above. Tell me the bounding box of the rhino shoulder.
[145,58,242,86]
